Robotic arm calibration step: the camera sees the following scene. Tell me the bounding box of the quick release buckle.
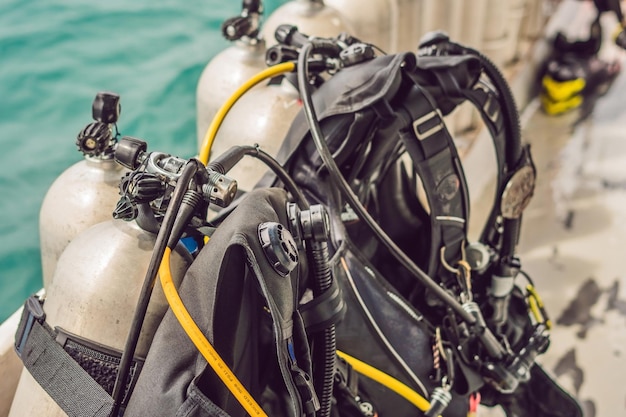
[412,109,444,141]
[14,295,46,358]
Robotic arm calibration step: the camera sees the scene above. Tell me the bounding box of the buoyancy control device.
[257,29,584,416]
[12,27,587,417]
[39,91,128,290]
[125,188,340,417]
[540,0,625,116]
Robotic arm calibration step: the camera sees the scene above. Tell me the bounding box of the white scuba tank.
[8,219,191,417]
[261,0,355,47]
[196,1,268,150]
[39,91,127,291]
[208,75,302,193]
[323,0,392,51]
[324,0,428,53]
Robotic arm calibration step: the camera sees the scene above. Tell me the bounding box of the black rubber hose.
[296,42,477,326]
[110,160,199,416]
[208,144,310,210]
[241,146,310,210]
[307,239,335,417]
[462,45,523,260]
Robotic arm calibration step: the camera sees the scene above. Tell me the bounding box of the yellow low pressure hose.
[198,61,297,166]
[336,350,433,414]
[159,247,268,417]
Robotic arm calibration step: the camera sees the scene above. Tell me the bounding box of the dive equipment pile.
[540,0,626,116]
[11,24,583,417]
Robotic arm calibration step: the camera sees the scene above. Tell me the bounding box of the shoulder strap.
[395,83,469,286]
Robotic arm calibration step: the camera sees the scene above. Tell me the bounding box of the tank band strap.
[14,295,115,417]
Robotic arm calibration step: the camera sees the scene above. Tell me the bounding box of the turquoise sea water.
[0,0,285,322]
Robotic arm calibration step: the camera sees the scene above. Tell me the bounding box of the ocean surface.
[0,0,286,323]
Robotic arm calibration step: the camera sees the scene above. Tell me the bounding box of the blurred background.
[0,0,286,322]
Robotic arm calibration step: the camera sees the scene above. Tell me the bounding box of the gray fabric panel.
[125,188,295,417]
[21,320,114,417]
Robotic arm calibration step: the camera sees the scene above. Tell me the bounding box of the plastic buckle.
[412,110,443,141]
[474,85,500,125]
[482,93,500,124]
[291,366,320,415]
[14,295,46,358]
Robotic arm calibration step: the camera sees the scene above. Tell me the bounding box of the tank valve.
[75,91,121,158]
[221,0,262,41]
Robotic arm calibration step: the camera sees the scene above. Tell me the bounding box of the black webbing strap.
[462,83,507,180]
[299,276,346,333]
[397,84,468,282]
[14,296,115,417]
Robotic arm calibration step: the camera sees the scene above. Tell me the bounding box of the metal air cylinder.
[208,76,301,193]
[196,39,268,151]
[39,157,126,290]
[9,219,190,417]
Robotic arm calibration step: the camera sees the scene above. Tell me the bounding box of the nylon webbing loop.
[15,297,115,417]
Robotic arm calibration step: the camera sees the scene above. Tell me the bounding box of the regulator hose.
[208,144,309,210]
[111,160,199,416]
[450,42,523,259]
[296,41,477,326]
[199,61,296,165]
[473,49,523,260]
[307,238,335,417]
[336,350,432,414]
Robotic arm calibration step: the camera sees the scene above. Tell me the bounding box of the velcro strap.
[300,278,346,333]
[14,296,144,417]
[16,302,114,417]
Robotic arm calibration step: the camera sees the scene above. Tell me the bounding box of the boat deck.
[479,52,626,416]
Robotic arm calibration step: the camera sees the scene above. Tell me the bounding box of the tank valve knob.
[120,171,164,204]
[222,16,256,41]
[115,136,148,170]
[76,122,114,157]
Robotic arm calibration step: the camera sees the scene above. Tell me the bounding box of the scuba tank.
[39,91,127,290]
[196,0,267,150]
[207,71,301,193]
[196,1,303,182]
[261,0,354,47]
[10,137,238,417]
[9,219,192,417]
[324,0,392,51]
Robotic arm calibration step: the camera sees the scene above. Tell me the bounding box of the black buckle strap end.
[15,295,46,358]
